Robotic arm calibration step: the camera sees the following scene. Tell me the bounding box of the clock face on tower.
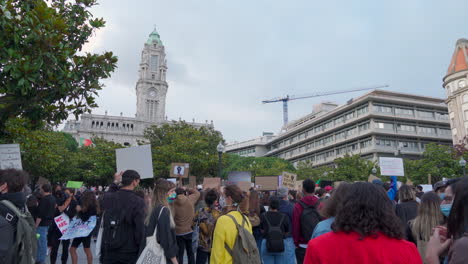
[149,90,157,97]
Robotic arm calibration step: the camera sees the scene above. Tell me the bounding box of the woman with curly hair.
[304,182,422,264]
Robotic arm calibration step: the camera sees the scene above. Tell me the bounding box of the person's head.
[0,169,29,194]
[41,183,52,195]
[151,178,176,207]
[53,184,62,193]
[249,190,260,216]
[447,177,468,239]
[205,189,219,207]
[383,182,391,191]
[224,184,245,206]
[433,181,446,195]
[175,187,186,196]
[121,170,140,189]
[416,185,423,192]
[333,182,403,239]
[302,179,315,195]
[64,188,75,197]
[316,188,326,198]
[289,190,297,201]
[398,184,416,202]
[321,182,351,218]
[410,192,444,241]
[324,186,333,193]
[27,193,39,207]
[269,196,280,211]
[441,178,460,205]
[80,190,99,214]
[277,187,289,200]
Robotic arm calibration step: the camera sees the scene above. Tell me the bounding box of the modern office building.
[443,38,468,143]
[226,90,452,167]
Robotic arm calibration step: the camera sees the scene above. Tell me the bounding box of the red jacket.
[292,195,319,247]
[304,231,422,264]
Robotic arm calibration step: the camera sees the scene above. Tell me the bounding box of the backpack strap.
[0,200,20,226]
[224,214,241,256]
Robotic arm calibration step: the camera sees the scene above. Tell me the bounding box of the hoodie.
[292,195,319,247]
[0,192,26,211]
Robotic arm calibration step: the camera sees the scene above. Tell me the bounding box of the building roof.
[447,38,468,75]
[147,27,163,45]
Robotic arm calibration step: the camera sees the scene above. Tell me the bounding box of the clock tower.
[443,38,468,143]
[136,28,168,122]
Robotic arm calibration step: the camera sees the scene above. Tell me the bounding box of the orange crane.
[262,85,389,125]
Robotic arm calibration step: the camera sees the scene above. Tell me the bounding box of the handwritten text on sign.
[54,213,70,235]
[60,216,97,240]
[281,172,297,189]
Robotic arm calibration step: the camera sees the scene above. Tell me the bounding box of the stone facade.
[63,29,210,145]
[443,39,468,143]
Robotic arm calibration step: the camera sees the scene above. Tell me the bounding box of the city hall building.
[226,90,453,167]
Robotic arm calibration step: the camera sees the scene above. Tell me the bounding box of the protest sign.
[60,216,97,240]
[189,176,196,188]
[170,163,190,178]
[203,177,221,190]
[281,172,297,189]
[0,144,22,170]
[295,180,304,191]
[379,157,404,176]
[116,145,153,179]
[54,213,70,235]
[228,171,251,184]
[66,181,83,189]
[255,176,279,191]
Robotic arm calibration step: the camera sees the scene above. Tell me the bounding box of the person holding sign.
[69,191,99,264]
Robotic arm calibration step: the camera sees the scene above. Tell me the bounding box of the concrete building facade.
[443,39,468,143]
[226,90,452,167]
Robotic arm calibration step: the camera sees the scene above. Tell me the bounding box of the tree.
[0,0,117,132]
[332,154,377,182]
[222,154,295,179]
[144,122,224,179]
[295,160,332,181]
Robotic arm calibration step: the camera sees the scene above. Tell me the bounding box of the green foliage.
[333,154,376,182]
[223,154,295,179]
[0,0,117,132]
[295,160,332,181]
[144,121,224,179]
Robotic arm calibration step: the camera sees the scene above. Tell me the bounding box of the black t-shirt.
[260,211,289,239]
[37,194,56,226]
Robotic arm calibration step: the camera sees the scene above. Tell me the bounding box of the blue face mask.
[439,193,445,200]
[167,193,177,203]
[440,204,452,217]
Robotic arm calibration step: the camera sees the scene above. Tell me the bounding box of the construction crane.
[262,85,389,126]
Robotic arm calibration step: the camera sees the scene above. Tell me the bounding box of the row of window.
[375,138,449,150]
[233,148,256,156]
[273,105,369,149]
[374,121,451,135]
[91,121,134,131]
[375,104,448,120]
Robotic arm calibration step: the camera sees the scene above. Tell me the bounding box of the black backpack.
[265,213,285,253]
[101,193,130,252]
[299,201,321,242]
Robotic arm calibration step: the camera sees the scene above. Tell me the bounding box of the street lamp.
[371,167,377,175]
[459,157,466,177]
[217,142,225,178]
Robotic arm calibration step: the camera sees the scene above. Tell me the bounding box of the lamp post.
[371,167,377,175]
[217,142,225,178]
[459,157,466,177]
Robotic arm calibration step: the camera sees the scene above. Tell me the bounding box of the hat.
[197,185,203,190]
[277,187,289,198]
[324,186,333,192]
[433,181,446,192]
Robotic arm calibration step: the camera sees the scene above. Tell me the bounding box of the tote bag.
[136,207,167,264]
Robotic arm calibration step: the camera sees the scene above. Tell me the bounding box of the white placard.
[0,144,23,170]
[60,216,97,240]
[379,157,404,176]
[54,213,70,234]
[116,145,153,179]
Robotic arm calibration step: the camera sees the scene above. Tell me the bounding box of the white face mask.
[219,195,226,208]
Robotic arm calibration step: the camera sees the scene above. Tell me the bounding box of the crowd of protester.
[1,167,468,264]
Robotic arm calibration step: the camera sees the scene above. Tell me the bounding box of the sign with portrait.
[170,163,190,178]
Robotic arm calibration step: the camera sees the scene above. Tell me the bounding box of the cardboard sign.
[281,172,297,189]
[236,181,251,192]
[295,180,304,191]
[255,176,279,191]
[54,213,70,235]
[379,157,404,176]
[203,177,221,190]
[189,176,197,188]
[170,163,190,178]
[66,181,83,189]
[37,176,50,186]
[60,216,97,240]
[228,171,251,184]
[0,144,22,170]
[367,175,381,183]
[116,145,154,179]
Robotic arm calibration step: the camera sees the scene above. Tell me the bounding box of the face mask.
[441,204,452,217]
[439,193,445,200]
[167,193,177,203]
[219,195,226,208]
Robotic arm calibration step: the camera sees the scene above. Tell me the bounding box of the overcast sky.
[78,0,468,142]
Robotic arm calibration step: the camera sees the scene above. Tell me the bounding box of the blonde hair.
[398,184,416,202]
[410,192,444,241]
[146,178,176,227]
